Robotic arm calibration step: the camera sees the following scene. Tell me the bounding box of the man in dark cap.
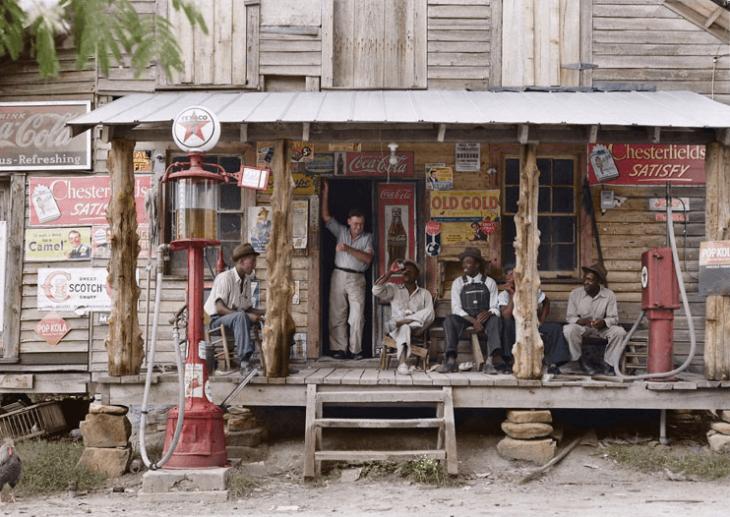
[204,243,266,377]
[563,262,626,375]
[373,259,435,375]
[441,247,505,374]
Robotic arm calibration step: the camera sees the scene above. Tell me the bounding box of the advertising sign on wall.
[587,144,705,186]
[29,175,151,226]
[0,101,91,171]
[25,227,92,261]
[37,268,112,312]
[378,183,416,280]
[337,152,414,177]
[699,241,730,296]
[429,190,501,245]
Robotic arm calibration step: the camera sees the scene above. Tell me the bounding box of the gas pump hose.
[139,244,187,470]
[615,196,697,381]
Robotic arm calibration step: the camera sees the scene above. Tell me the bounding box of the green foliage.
[13,439,107,497]
[0,0,208,79]
[602,444,730,480]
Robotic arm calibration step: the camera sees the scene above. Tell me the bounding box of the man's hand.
[336,243,349,253]
[590,318,605,330]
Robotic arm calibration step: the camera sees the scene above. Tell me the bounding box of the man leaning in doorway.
[322,179,374,360]
[441,247,507,374]
[204,243,266,377]
[562,262,627,376]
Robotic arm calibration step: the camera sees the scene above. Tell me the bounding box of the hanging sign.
[587,144,705,185]
[34,312,71,346]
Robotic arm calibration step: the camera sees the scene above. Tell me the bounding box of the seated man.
[204,243,266,377]
[441,247,506,374]
[562,263,627,375]
[498,267,571,372]
[373,259,435,375]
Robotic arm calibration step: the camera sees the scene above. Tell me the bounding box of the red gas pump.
[158,106,230,469]
[641,247,680,380]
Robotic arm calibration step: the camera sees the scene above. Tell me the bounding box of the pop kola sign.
[34,312,70,346]
[0,101,91,171]
[37,268,112,313]
[587,144,705,186]
[29,175,150,226]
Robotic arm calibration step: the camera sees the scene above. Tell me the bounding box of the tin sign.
[37,268,112,312]
[172,106,221,153]
[34,311,70,346]
[588,144,705,185]
[0,101,91,171]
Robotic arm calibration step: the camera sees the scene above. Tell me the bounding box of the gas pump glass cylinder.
[174,178,218,240]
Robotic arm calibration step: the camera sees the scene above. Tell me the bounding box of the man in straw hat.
[204,243,266,377]
[441,247,506,374]
[373,259,435,375]
[562,262,626,375]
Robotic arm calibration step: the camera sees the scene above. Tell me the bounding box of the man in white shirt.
[204,243,265,376]
[441,247,505,374]
[373,259,435,375]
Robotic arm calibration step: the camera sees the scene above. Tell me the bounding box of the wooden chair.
[205,325,235,372]
[379,335,430,371]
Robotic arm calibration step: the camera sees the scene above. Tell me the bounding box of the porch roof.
[68,90,730,145]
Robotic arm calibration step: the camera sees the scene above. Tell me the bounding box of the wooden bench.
[303,385,458,479]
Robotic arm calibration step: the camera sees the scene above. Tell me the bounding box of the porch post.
[704,142,730,380]
[262,139,297,377]
[106,138,144,376]
[512,143,543,379]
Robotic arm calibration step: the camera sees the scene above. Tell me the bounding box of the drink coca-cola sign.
[341,152,413,177]
[0,101,91,171]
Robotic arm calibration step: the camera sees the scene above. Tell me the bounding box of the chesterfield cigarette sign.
[0,101,91,171]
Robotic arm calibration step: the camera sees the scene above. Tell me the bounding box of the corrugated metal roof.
[68,90,730,131]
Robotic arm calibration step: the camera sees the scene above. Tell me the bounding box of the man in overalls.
[441,247,506,374]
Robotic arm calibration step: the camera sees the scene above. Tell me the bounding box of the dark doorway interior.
[320,179,374,357]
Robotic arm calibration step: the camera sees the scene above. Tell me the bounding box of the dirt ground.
[3,410,729,517]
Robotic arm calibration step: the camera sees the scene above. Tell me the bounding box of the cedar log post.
[105,139,144,376]
[512,143,543,379]
[262,139,297,377]
[704,142,730,380]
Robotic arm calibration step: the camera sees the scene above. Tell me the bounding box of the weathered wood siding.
[501,0,582,87]
[156,0,259,89]
[427,0,491,90]
[593,0,730,105]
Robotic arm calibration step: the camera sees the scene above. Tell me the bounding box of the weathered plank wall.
[593,0,730,104]
[427,0,491,90]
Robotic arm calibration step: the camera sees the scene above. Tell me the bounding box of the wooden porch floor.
[103,359,730,411]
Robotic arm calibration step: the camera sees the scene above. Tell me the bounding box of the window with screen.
[169,154,243,275]
[503,157,578,275]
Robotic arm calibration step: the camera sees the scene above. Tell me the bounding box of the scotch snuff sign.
[172,106,221,153]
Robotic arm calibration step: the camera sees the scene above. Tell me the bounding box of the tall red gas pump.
[641,247,680,379]
[158,106,229,469]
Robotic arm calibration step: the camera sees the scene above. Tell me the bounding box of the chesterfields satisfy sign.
[0,101,91,171]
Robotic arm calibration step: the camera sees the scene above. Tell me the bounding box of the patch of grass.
[228,469,258,499]
[602,444,730,480]
[361,458,451,486]
[14,439,108,497]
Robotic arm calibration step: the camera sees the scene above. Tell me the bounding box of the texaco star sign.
[172,106,221,153]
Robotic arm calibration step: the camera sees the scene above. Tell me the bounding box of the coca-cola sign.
[343,152,413,177]
[0,101,91,171]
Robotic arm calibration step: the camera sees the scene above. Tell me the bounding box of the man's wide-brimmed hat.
[458,247,486,265]
[402,259,421,277]
[231,243,260,262]
[582,262,608,284]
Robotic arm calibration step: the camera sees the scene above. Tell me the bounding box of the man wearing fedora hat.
[204,243,266,376]
[441,247,506,374]
[373,259,435,375]
[563,262,627,375]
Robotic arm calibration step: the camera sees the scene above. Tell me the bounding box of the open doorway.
[320,179,375,358]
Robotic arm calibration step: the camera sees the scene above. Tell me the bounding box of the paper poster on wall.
[37,268,112,313]
[292,280,301,305]
[426,163,453,190]
[292,200,309,249]
[455,142,480,172]
[248,206,272,253]
[0,221,5,333]
[25,227,92,261]
[90,225,154,259]
[430,190,500,245]
[292,332,307,360]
